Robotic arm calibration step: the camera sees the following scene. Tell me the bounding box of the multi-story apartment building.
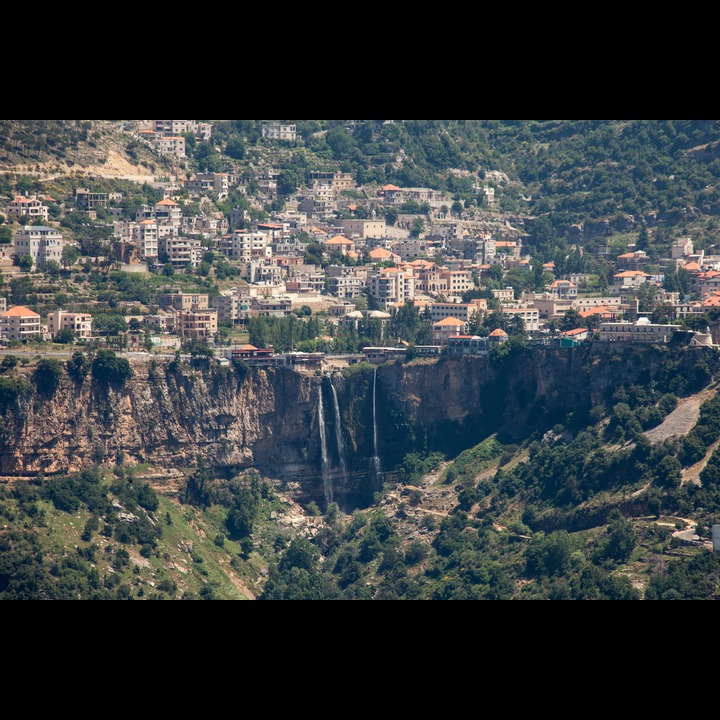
[175,308,218,339]
[404,260,445,293]
[445,335,490,355]
[249,297,293,317]
[391,241,435,262]
[154,135,186,158]
[598,318,681,342]
[616,250,649,271]
[671,237,694,259]
[326,265,364,299]
[368,267,415,308]
[285,273,325,294]
[159,292,209,311]
[13,226,63,269]
[211,292,251,326]
[530,295,573,320]
[612,270,652,290]
[7,195,49,222]
[0,305,42,341]
[440,268,472,296]
[499,305,540,332]
[214,232,271,265]
[429,302,477,323]
[158,236,203,269]
[249,261,284,285]
[184,172,230,197]
[307,171,354,192]
[133,219,158,260]
[491,287,515,302]
[153,120,211,141]
[74,188,123,210]
[153,198,182,225]
[572,297,622,312]
[143,313,175,333]
[433,317,468,344]
[46,310,93,340]
[261,123,297,141]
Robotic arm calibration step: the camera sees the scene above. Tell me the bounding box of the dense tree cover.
[0,467,168,600]
[247,314,322,353]
[91,349,133,389]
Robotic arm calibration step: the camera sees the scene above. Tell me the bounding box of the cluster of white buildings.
[5,155,720,354]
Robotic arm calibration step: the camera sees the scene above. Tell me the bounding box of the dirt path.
[645,383,718,445]
[680,436,720,486]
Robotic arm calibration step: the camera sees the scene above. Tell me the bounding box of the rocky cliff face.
[1,343,716,511]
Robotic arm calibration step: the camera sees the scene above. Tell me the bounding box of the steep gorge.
[0,343,716,511]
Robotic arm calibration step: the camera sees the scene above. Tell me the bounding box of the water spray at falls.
[318,382,332,505]
[329,376,347,488]
[369,367,381,487]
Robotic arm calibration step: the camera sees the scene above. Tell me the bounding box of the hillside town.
[1,120,718,367]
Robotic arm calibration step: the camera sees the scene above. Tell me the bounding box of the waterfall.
[369,367,381,486]
[329,376,347,487]
[318,382,332,505]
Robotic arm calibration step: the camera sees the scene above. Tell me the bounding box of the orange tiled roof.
[156,198,178,205]
[489,328,508,336]
[562,327,588,336]
[614,270,649,277]
[579,306,611,317]
[325,235,353,245]
[2,305,40,317]
[434,317,466,326]
[683,261,702,271]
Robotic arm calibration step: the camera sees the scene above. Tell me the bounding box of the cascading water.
[329,375,347,488]
[318,382,332,506]
[369,367,381,487]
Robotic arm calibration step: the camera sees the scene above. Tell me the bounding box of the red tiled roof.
[2,305,40,317]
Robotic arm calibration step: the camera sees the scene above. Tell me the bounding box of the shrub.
[66,351,89,384]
